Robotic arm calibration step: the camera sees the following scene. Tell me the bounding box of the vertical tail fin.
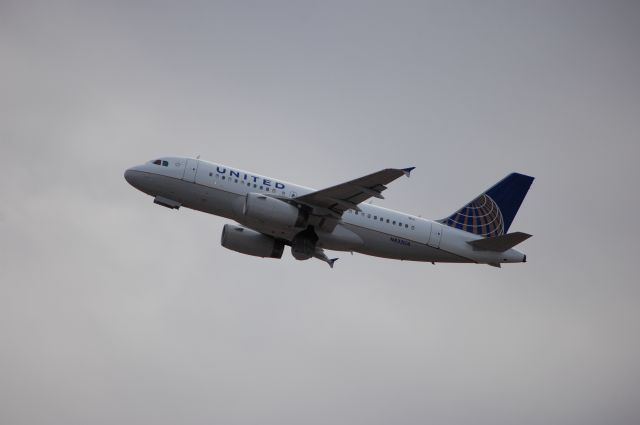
[439,173,534,237]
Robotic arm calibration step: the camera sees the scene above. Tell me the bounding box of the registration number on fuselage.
[390,237,410,246]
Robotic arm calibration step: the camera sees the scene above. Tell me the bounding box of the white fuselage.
[124,157,526,265]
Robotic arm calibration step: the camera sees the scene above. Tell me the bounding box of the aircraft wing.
[293,167,415,216]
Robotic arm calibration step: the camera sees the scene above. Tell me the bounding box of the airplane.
[124,157,534,268]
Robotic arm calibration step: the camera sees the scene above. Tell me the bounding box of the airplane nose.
[124,167,142,188]
[124,168,135,185]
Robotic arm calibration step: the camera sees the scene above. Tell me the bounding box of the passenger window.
[411,225,415,230]
[386,219,390,223]
[222,176,225,180]
[380,217,383,222]
[367,214,371,219]
[235,179,238,183]
[259,186,263,190]
[392,221,396,225]
[374,216,377,220]
[399,222,402,226]
[405,224,408,228]
[209,172,213,177]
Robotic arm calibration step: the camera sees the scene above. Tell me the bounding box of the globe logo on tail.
[441,194,504,237]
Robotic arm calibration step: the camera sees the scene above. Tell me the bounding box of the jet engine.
[241,193,307,228]
[220,224,284,258]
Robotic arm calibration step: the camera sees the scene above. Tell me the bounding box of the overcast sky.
[1,1,639,424]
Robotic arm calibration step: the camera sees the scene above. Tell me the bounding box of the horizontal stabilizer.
[467,232,532,252]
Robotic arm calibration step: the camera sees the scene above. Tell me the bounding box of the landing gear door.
[428,222,443,248]
[183,158,198,182]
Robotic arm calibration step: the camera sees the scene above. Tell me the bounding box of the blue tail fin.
[439,173,534,237]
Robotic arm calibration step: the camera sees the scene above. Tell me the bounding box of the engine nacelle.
[242,193,306,228]
[220,224,284,259]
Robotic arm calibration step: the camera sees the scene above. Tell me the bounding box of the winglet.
[402,167,415,177]
[314,248,339,268]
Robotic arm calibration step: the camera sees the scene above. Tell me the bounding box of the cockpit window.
[152,159,169,167]
[153,159,161,165]
[162,160,169,166]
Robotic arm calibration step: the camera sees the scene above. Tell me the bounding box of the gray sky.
[1,1,639,424]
